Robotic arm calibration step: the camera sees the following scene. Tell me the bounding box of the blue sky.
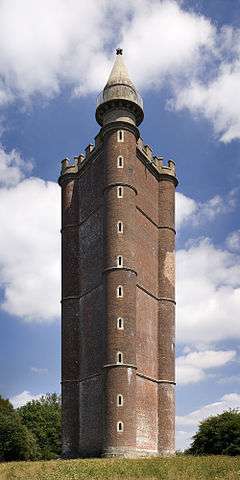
[0,0,240,450]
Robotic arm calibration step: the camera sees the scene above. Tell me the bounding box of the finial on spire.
[116,48,123,55]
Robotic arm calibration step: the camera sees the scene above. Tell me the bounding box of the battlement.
[60,132,104,176]
[137,137,176,179]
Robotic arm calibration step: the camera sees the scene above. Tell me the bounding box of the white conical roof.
[96,49,144,126]
[104,51,136,91]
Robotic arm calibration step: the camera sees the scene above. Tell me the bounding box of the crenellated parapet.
[137,138,178,185]
[60,134,104,178]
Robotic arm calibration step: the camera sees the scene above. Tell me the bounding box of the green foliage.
[18,393,61,460]
[0,395,40,461]
[187,409,240,456]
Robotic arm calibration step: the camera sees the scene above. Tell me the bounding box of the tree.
[18,393,61,459]
[0,395,40,461]
[187,410,240,456]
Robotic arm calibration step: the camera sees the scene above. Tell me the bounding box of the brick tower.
[59,49,178,458]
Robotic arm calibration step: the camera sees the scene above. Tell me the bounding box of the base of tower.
[101,447,175,458]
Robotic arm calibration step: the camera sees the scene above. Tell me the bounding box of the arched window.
[117,421,124,432]
[117,351,123,364]
[117,255,123,268]
[117,186,123,198]
[117,221,123,234]
[117,130,124,142]
[117,156,124,168]
[117,394,123,407]
[117,285,123,298]
[117,317,124,330]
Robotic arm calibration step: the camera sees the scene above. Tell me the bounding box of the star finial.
[116,48,123,55]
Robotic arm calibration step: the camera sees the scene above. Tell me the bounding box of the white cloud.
[0,0,238,142]
[217,375,240,385]
[30,367,48,375]
[173,57,240,143]
[177,392,240,428]
[176,192,197,230]
[226,230,240,252]
[10,390,43,408]
[176,190,236,230]
[121,0,214,89]
[0,171,60,321]
[0,0,113,102]
[0,0,215,101]
[177,238,240,344]
[0,145,32,187]
[176,349,236,385]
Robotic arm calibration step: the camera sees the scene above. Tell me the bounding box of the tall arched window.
[117,285,123,298]
[117,317,124,330]
[117,156,124,168]
[117,351,123,364]
[117,421,124,432]
[117,130,124,142]
[117,186,123,198]
[117,221,123,233]
[117,394,123,407]
[117,255,123,268]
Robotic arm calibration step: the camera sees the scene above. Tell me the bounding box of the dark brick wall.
[60,118,177,458]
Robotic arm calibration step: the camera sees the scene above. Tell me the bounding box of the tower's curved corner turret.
[96,49,144,127]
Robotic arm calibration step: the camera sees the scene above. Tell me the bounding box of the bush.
[0,396,40,461]
[187,409,240,456]
[18,393,61,460]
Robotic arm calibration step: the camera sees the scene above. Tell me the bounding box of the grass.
[0,456,240,480]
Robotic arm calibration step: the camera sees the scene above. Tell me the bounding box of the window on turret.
[117,394,123,407]
[117,186,123,198]
[117,156,124,168]
[117,255,123,268]
[117,285,123,298]
[117,421,124,432]
[117,221,123,233]
[117,317,124,330]
[117,130,124,142]
[117,351,123,364]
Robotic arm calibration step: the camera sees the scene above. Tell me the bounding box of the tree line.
[0,392,239,461]
[0,393,61,461]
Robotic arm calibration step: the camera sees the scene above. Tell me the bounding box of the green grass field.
[0,456,240,480]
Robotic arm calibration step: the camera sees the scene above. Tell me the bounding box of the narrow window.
[117,156,124,168]
[117,285,123,298]
[117,221,123,234]
[117,130,124,142]
[117,186,123,198]
[117,351,123,364]
[117,255,123,268]
[117,421,124,432]
[117,317,124,330]
[117,394,123,407]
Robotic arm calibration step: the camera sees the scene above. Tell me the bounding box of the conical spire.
[104,49,136,91]
[96,49,144,127]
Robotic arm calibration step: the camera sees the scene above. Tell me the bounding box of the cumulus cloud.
[0,145,32,187]
[0,148,60,321]
[226,230,240,252]
[121,0,214,89]
[176,392,240,450]
[0,0,238,141]
[177,392,240,428]
[177,238,240,344]
[173,59,240,143]
[176,190,236,230]
[176,192,197,230]
[10,390,43,408]
[176,349,236,385]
